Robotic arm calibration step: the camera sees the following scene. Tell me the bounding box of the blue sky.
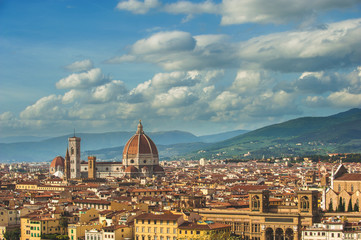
[1,0,361,138]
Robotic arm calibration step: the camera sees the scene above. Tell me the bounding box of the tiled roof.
[335,173,361,181]
[178,222,230,230]
[135,213,181,221]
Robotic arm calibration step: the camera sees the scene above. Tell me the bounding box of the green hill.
[184,108,361,159]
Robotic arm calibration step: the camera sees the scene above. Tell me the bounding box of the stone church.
[324,163,361,212]
[49,120,164,179]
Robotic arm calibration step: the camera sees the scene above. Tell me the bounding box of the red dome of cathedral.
[123,120,158,158]
[50,156,65,168]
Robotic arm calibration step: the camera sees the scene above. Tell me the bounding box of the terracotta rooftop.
[335,173,361,181]
[135,213,181,221]
[178,221,231,230]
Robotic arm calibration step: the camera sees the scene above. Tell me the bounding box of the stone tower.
[88,156,96,179]
[69,135,81,179]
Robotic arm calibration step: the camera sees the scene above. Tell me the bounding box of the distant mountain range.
[184,108,361,160]
[1,108,361,163]
[0,129,247,163]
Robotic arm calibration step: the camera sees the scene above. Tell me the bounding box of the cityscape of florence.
[1,1,361,240]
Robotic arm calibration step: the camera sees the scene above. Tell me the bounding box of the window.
[251,195,260,211]
[196,231,200,235]
[300,196,310,212]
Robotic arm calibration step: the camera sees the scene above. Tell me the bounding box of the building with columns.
[195,190,321,240]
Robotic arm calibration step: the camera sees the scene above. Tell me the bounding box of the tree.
[337,197,343,212]
[59,217,68,228]
[347,199,353,212]
[354,202,359,212]
[329,200,333,211]
[4,229,20,240]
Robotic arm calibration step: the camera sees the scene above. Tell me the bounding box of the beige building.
[325,164,361,212]
[134,212,180,240]
[195,190,320,240]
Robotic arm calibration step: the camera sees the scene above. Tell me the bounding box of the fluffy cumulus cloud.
[220,0,361,25]
[106,32,238,70]
[131,31,196,55]
[3,64,361,136]
[116,0,160,14]
[106,19,361,73]
[116,0,360,25]
[64,59,93,72]
[163,1,218,15]
[56,68,108,89]
[239,18,361,72]
[20,95,65,120]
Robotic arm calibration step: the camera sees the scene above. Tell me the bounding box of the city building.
[49,120,164,179]
[325,163,361,212]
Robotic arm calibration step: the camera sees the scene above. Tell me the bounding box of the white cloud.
[105,55,137,64]
[92,80,128,103]
[64,59,93,72]
[131,31,196,55]
[116,0,160,14]
[107,32,237,71]
[0,112,14,121]
[231,70,268,94]
[56,68,108,89]
[20,95,65,120]
[116,0,360,25]
[327,91,361,108]
[164,1,218,15]
[239,18,361,72]
[152,86,198,108]
[107,19,361,73]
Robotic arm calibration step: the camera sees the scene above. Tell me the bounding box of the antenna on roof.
[73,128,76,137]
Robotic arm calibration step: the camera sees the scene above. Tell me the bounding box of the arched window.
[71,147,74,155]
[252,195,260,211]
[300,196,309,212]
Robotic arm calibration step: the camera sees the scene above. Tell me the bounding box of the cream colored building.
[325,164,361,212]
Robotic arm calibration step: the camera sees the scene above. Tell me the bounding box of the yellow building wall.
[115,226,133,240]
[134,219,178,240]
[110,202,132,211]
[79,208,99,223]
[68,223,101,240]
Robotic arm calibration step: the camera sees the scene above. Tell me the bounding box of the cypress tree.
[347,199,353,212]
[329,201,333,211]
[354,202,359,212]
